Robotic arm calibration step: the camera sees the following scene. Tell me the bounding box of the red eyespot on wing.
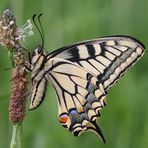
[59,114,69,123]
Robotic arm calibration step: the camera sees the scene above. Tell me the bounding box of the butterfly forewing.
[47,36,145,91]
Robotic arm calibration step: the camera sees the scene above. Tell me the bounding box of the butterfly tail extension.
[87,121,106,143]
[69,119,106,143]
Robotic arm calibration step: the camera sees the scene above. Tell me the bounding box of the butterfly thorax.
[31,46,46,80]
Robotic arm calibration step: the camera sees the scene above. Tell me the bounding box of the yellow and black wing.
[29,35,145,142]
[47,35,145,91]
[45,58,106,142]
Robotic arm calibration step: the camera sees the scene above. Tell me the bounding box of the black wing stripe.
[68,47,80,61]
[86,44,96,57]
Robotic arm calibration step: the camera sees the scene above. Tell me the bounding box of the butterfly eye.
[37,46,43,54]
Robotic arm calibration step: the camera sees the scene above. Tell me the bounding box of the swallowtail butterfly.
[28,14,145,143]
[29,35,144,143]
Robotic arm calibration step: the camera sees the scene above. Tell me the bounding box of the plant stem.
[10,123,24,148]
[18,123,24,148]
[10,124,18,148]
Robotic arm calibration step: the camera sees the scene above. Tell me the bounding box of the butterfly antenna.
[32,14,44,48]
[38,13,44,48]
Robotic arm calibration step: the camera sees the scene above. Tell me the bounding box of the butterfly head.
[31,45,46,70]
[36,45,43,54]
[35,44,45,55]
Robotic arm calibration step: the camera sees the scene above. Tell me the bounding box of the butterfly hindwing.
[45,58,106,142]
[47,36,145,91]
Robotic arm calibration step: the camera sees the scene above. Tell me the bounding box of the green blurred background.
[0,0,148,148]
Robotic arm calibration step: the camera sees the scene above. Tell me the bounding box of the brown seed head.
[0,9,19,48]
[9,66,28,124]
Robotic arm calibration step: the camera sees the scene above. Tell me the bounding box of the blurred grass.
[0,0,148,148]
